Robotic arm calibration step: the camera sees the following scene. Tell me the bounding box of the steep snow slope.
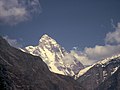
[22,34,84,76]
[76,54,120,90]
[0,36,83,90]
[76,54,120,78]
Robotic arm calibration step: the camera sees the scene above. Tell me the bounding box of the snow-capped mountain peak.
[39,34,57,45]
[23,34,84,76]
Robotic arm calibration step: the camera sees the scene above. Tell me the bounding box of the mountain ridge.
[76,53,120,90]
[1,35,120,90]
[0,36,83,90]
[22,34,84,76]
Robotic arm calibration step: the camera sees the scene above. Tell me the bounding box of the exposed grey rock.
[96,67,120,90]
[23,34,84,76]
[1,35,120,90]
[77,55,120,90]
[0,36,83,90]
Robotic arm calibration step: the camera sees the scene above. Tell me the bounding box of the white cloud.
[62,54,76,66]
[0,0,41,25]
[70,45,120,65]
[70,22,120,65]
[70,50,95,65]
[84,45,120,60]
[110,19,116,29]
[3,36,22,48]
[105,23,120,44]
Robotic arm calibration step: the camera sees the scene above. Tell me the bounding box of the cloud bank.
[71,22,120,65]
[3,36,22,48]
[0,0,41,25]
[105,23,120,44]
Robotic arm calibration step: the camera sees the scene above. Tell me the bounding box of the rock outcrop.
[77,55,120,90]
[0,36,83,90]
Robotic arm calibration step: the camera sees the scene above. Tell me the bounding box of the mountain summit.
[23,34,84,76]
[1,36,120,90]
[0,36,83,90]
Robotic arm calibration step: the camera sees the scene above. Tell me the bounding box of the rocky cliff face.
[76,55,120,90]
[0,36,83,90]
[22,34,84,76]
[96,67,120,90]
[1,35,120,90]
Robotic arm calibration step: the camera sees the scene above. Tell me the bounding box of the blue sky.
[0,0,120,64]
[0,0,120,49]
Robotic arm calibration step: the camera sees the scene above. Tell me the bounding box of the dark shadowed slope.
[77,54,120,90]
[0,36,83,90]
[96,67,120,90]
[23,34,84,76]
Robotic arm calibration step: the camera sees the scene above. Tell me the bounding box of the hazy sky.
[0,0,120,64]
